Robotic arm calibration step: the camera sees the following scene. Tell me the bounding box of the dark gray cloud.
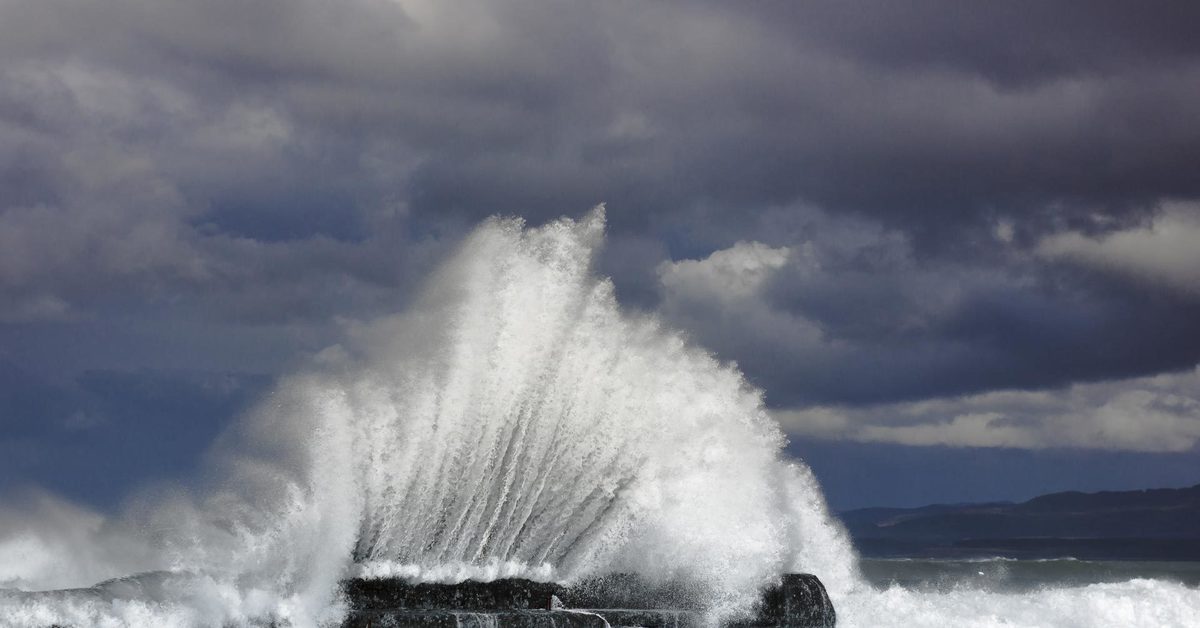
[9,0,1196,251]
[393,0,1200,246]
[1,0,1199,508]
[743,1,1200,82]
[1,0,1195,344]
[655,206,1200,406]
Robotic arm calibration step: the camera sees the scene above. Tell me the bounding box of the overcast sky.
[2,0,1199,510]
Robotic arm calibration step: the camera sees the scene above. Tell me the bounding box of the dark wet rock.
[344,577,561,611]
[558,572,708,611]
[741,573,837,627]
[341,572,836,627]
[342,608,693,627]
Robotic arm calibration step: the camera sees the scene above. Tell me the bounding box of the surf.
[0,207,856,626]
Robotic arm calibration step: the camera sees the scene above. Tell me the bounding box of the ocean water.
[858,558,1200,592]
[1,208,1197,627]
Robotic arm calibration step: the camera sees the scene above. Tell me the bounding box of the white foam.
[0,208,855,626]
[354,560,557,583]
[839,578,1200,628]
[299,207,850,622]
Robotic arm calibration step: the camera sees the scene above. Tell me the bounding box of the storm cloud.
[2,0,1199,506]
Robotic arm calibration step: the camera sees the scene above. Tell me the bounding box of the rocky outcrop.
[742,574,836,627]
[343,608,691,627]
[341,573,836,627]
[344,577,560,611]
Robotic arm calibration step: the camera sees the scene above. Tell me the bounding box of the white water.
[0,208,854,626]
[1,207,1198,627]
[840,578,1200,628]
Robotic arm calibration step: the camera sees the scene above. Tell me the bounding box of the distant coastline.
[840,484,1200,561]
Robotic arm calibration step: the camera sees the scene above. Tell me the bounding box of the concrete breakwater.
[342,573,836,627]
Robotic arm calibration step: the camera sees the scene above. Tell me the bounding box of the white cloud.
[775,366,1200,452]
[657,240,791,303]
[1038,202,1200,297]
[857,413,1041,448]
[655,238,829,369]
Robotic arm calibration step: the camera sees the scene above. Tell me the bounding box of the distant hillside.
[839,484,1200,560]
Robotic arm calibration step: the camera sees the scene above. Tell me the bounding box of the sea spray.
[312,206,857,622]
[0,207,856,625]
